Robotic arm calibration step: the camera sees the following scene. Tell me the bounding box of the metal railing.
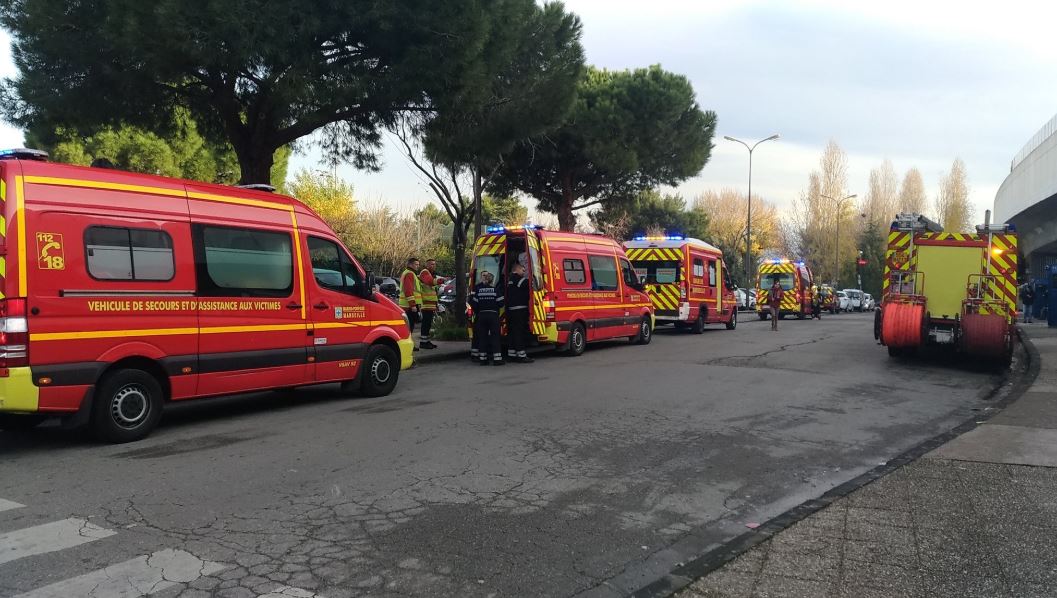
[1012,113,1057,172]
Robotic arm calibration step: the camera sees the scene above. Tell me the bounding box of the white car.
[836,291,850,312]
[842,289,864,311]
[862,293,875,311]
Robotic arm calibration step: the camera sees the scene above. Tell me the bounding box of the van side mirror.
[361,270,377,299]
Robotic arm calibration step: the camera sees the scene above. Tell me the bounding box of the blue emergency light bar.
[485,223,543,234]
[632,235,685,241]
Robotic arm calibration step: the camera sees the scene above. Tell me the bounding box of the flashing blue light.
[795,260,805,266]
[1007,223,1017,232]
[666,235,685,241]
[632,236,646,241]
[485,225,506,234]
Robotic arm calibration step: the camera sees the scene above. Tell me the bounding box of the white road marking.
[259,587,324,598]
[0,498,24,512]
[13,548,227,598]
[0,518,115,565]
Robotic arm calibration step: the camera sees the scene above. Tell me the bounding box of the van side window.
[619,259,638,288]
[194,225,293,297]
[85,226,174,281]
[693,258,705,279]
[308,236,362,293]
[588,255,619,291]
[563,259,586,284]
[708,261,717,287]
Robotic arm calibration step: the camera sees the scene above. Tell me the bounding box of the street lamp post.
[724,134,779,285]
[822,193,857,288]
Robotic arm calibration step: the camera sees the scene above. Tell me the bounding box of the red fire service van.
[623,236,738,332]
[471,225,654,355]
[0,149,414,442]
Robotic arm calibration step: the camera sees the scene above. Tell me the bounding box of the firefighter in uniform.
[399,258,422,347]
[470,270,505,366]
[418,259,443,349]
[506,263,534,363]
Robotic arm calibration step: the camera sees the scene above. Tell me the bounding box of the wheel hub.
[371,357,392,384]
[111,385,149,429]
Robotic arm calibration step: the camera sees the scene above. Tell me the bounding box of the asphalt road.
[0,312,1007,598]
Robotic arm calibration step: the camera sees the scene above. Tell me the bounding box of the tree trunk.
[452,220,469,328]
[558,175,576,231]
[473,169,484,239]
[234,140,277,186]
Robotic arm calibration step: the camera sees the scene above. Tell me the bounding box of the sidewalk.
[678,324,1053,598]
[411,340,471,366]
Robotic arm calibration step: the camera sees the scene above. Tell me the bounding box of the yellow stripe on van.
[290,210,306,319]
[314,320,406,329]
[31,323,311,342]
[15,175,26,297]
[23,176,293,212]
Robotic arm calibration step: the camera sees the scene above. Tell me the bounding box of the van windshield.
[632,260,681,284]
[761,273,794,291]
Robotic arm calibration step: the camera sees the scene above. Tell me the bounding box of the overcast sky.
[2,0,1056,221]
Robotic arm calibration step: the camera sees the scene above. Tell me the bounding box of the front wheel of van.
[91,369,163,443]
[360,344,400,397]
[631,317,652,345]
[726,309,737,330]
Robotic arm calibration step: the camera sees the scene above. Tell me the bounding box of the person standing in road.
[399,257,423,348]
[470,271,505,366]
[506,263,534,363]
[418,259,444,349]
[769,278,784,331]
[1021,283,1036,324]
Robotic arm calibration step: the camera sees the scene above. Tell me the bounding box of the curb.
[630,328,1041,598]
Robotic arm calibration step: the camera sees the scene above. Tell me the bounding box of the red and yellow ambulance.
[755,259,818,320]
[0,149,413,442]
[623,236,738,332]
[471,225,654,355]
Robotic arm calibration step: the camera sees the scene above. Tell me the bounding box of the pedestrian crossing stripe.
[0,517,115,565]
[0,498,24,512]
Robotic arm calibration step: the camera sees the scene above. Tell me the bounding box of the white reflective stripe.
[508,306,528,310]
[13,548,227,598]
[0,498,24,512]
[0,518,115,565]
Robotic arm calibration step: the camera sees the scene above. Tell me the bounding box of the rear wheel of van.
[757,312,768,321]
[91,369,163,443]
[691,309,705,334]
[360,344,400,397]
[631,317,652,345]
[566,323,587,356]
[726,309,737,330]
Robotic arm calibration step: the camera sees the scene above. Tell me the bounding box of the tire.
[91,369,164,443]
[797,311,806,320]
[691,309,705,334]
[0,414,46,431]
[758,312,768,321]
[632,316,653,345]
[360,344,400,397]
[566,322,587,356]
[725,309,737,330]
[887,346,903,358]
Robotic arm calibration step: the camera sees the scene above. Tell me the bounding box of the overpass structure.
[995,113,1057,279]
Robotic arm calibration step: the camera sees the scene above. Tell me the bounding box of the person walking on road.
[399,258,423,349]
[769,278,784,331]
[418,259,444,349]
[1021,283,1036,324]
[470,271,505,366]
[506,263,534,363]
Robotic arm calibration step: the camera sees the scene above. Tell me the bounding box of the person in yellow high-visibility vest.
[418,259,445,350]
[398,257,423,349]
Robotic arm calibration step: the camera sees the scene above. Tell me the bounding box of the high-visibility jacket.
[419,269,442,311]
[399,268,422,309]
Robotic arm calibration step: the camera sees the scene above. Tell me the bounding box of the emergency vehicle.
[877,213,1017,364]
[623,236,738,332]
[471,225,654,355]
[755,259,819,319]
[0,149,414,442]
[819,285,838,313]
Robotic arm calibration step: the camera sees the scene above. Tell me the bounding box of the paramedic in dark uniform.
[506,263,534,363]
[470,271,505,365]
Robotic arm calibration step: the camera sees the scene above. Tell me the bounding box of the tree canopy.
[1,0,511,184]
[27,110,288,186]
[590,190,707,241]
[490,65,716,231]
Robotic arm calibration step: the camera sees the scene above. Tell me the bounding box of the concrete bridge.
[995,113,1057,278]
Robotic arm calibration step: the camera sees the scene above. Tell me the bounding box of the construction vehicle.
[876,212,1018,364]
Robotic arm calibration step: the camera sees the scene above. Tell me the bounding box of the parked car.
[862,293,875,311]
[842,289,864,311]
[836,290,850,312]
